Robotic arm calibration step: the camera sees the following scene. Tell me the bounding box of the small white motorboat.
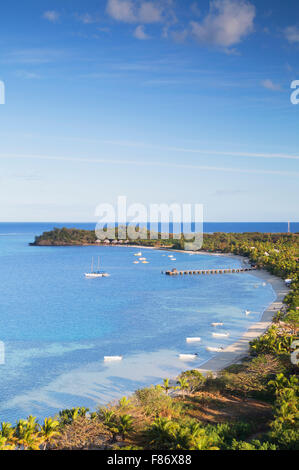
[211,322,224,327]
[142,261,149,264]
[212,332,229,338]
[171,258,177,261]
[139,257,146,261]
[134,252,142,256]
[104,356,123,362]
[133,261,139,264]
[179,353,198,360]
[186,337,201,343]
[206,346,224,352]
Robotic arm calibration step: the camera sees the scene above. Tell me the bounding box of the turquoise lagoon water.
[0,223,276,422]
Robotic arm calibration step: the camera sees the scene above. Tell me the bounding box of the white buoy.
[186,337,201,343]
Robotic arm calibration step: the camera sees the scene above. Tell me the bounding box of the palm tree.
[176,378,189,398]
[146,417,176,449]
[40,417,60,450]
[117,414,134,440]
[161,378,172,395]
[15,417,42,450]
[59,407,89,426]
[1,422,15,441]
[118,396,131,410]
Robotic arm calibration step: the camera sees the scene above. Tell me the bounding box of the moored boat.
[186,337,201,343]
[104,356,123,362]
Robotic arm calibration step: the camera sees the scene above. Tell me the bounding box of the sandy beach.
[197,267,289,374]
[113,245,288,374]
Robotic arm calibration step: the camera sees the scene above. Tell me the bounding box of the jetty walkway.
[163,267,256,276]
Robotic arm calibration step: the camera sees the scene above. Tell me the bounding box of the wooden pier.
[163,267,256,276]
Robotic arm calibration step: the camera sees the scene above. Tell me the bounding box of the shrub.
[134,386,175,417]
[179,370,206,393]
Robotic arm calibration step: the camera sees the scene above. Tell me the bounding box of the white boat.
[212,332,229,338]
[179,353,198,360]
[171,258,177,261]
[211,322,223,327]
[139,257,146,261]
[142,261,149,264]
[85,257,110,278]
[206,346,224,352]
[134,252,142,256]
[133,261,139,264]
[104,356,123,362]
[168,255,174,258]
[186,337,201,343]
[245,310,251,315]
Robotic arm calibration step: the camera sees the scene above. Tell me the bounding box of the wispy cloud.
[284,25,299,44]
[15,70,41,79]
[261,79,281,91]
[43,10,60,23]
[212,189,248,197]
[134,25,150,40]
[75,13,100,24]
[3,48,66,65]
[0,153,297,177]
[106,0,171,24]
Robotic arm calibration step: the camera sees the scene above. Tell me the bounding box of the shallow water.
[0,224,275,422]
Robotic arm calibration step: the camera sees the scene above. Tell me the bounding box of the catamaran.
[85,257,110,278]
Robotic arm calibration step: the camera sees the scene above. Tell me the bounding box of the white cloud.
[106,0,163,24]
[43,10,60,23]
[134,25,150,40]
[261,79,281,91]
[106,0,137,22]
[190,0,255,48]
[76,13,98,24]
[284,26,299,44]
[139,2,162,22]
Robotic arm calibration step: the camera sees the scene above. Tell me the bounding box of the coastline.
[197,268,289,374]
[29,241,289,376]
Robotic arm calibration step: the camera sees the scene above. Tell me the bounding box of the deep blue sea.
[0,222,285,422]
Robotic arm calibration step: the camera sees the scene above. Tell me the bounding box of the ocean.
[0,222,281,422]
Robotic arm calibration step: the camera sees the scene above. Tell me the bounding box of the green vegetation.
[3,231,296,449]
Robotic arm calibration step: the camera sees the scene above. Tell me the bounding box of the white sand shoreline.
[114,245,288,374]
[161,248,290,374]
[196,267,289,374]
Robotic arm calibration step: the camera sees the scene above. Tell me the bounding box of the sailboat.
[85,257,110,278]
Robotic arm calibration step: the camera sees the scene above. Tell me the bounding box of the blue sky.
[0,0,298,222]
